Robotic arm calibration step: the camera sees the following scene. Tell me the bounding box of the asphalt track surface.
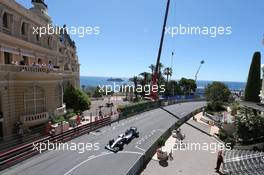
[1,101,206,175]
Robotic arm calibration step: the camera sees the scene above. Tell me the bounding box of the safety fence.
[0,117,111,170]
[0,99,205,171]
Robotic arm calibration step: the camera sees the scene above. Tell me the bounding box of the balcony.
[54,104,66,116]
[0,64,77,75]
[1,27,11,35]
[20,112,49,127]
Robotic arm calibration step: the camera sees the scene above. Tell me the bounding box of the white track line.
[64,151,143,175]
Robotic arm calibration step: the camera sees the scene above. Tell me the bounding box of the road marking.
[135,145,146,152]
[64,151,143,175]
[180,112,186,116]
[64,153,112,175]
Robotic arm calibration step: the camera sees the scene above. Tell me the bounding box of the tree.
[205,82,231,102]
[64,85,91,113]
[163,67,172,85]
[236,108,264,140]
[149,64,155,75]
[179,78,197,95]
[165,80,181,96]
[138,72,152,97]
[129,76,139,100]
[205,82,231,111]
[93,86,103,98]
[244,52,261,103]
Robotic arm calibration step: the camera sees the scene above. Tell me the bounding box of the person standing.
[215,151,224,172]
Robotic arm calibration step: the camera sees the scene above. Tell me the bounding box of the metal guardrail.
[0,99,206,171]
[0,117,111,170]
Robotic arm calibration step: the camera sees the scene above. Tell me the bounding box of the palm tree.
[129,76,139,100]
[149,64,155,75]
[163,67,172,84]
[139,72,152,97]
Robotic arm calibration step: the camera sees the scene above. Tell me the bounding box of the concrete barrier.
[125,107,204,175]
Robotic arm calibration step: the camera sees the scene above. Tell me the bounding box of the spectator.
[48,61,54,69]
[215,151,224,172]
[76,113,81,126]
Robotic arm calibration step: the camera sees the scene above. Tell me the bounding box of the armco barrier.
[0,117,111,170]
[126,107,204,175]
[0,100,205,171]
[119,98,205,120]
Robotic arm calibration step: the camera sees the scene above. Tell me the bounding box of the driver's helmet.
[109,139,114,145]
[125,130,129,135]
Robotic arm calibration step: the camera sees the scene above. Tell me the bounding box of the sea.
[80,76,246,91]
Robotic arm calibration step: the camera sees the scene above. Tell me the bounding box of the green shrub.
[65,112,76,120]
[157,137,166,148]
[52,115,66,124]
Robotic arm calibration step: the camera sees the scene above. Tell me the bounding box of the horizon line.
[80,75,246,83]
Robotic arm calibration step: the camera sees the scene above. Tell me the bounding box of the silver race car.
[105,127,139,152]
[122,127,139,143]
[105,135,125,152]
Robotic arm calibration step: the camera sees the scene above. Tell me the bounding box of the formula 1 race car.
[105,135,125,153]
[122,127,139,144]
[105,127,139,152]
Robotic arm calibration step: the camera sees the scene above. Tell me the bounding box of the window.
[48,36,52,46]
[4,52,12,64]
[24,87,45,115]
[22,56,28,65]
[2,13,8,28]
[37,58,42,65]
[21,22,28,36]
[35,29,40,41]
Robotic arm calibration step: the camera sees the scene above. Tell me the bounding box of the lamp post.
[194,60,205,82]
[170,52,174,80]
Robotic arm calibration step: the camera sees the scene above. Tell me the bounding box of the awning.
[21,49,35,58]
[0,45,19,55]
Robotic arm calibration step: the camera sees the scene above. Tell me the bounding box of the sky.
[16,0,264,82]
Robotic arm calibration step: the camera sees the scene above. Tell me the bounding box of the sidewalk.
[141,113,224,175]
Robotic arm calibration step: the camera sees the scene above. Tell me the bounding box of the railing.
[1,27,11,35]
[0,99,205,170]
[0,64,78,74]
[0,116,111,170]
[20,112,49,127]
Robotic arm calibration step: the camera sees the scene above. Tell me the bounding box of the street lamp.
[170,52,174,81]
[194,60,205,81]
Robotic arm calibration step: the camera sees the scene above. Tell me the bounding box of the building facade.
[0,0,80,138]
